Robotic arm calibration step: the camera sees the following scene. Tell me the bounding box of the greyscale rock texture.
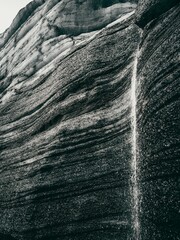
[135,1,180,239]
[0,0,179,239]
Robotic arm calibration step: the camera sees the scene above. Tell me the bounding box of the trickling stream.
[131,39,142,240]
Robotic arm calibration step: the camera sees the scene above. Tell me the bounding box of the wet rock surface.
[0,0,179,239]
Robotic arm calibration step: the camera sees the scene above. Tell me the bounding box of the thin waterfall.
[131,38,142,240]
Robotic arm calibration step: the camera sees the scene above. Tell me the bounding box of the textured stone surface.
[135,0,179,28]
[0,0,180,239]
[0,1,140,239]
[0,0,137,47]
[0,0,137,90]
[137,3,180,240]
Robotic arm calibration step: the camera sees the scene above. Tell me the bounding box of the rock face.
[135,0,179,28]
[0,0,179,240]
[0,1,139,240]
[136,2,180,240]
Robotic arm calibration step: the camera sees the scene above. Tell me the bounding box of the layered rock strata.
[136,1,180,239]
[135,0,179,27]
[0,0,179,239]
[0,1,139,239]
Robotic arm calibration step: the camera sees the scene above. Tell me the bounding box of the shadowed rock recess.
[0,0,179,240]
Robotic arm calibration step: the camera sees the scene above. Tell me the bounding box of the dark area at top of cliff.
[0,233,17,240]
[136,0,180,28]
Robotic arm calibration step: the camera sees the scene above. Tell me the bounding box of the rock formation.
[0,0,179,239]
[136,1,180,239]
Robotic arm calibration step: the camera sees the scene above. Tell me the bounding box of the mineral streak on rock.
[130,37,142,240]
[0,0,180,239]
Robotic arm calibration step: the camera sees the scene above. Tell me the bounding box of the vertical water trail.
[131,38,142,240]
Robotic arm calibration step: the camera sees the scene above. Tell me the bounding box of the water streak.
[131,43,141,240]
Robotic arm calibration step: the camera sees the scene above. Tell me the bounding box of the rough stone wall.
[136,1,180,239]
[0,0,179,239]
[0,1,139,239]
